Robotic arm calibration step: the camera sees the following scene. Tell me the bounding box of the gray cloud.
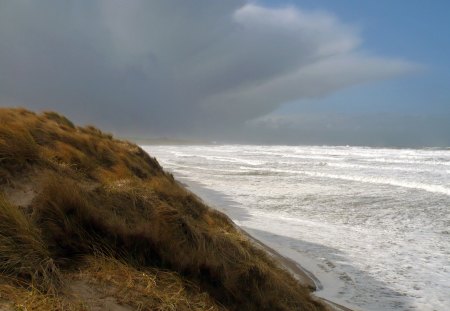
[0,0,418,137]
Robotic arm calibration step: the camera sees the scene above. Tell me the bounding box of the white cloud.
[233,4,360,56]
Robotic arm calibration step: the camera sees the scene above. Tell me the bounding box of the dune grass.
[0,195,61,294]
[75,256,226,311]
[0,108,326,311]
[0,282,77,311]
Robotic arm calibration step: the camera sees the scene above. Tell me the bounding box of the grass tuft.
[77,256,226,311]
[0,123,39,182]
[0,195,62,294]
[0,281,82,311]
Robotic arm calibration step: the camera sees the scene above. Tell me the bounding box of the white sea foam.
[142,145,450,311]
[297,171,450,196]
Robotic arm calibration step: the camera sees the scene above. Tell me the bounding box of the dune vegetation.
[0,108,326,311]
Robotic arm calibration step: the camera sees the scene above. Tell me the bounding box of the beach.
[176,175,357,311]
[144,144,450,311]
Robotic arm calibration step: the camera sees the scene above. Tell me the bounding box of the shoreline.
[0,109,357,311]
[241,227,353,311]
[174,176,358,311]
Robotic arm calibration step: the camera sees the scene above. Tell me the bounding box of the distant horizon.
[132,135,450,150]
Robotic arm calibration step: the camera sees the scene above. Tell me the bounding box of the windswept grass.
[0,107,162,182]
[76,256,225,311]
[0,125,38,165]
[0,108,326,311]
[0,283,75,311]
[0,121,39,183]
[31,175,324,310]
[0,195,61,294]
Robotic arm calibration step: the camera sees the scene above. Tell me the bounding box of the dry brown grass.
[0,108,326,311]
[0,195,61,294]
[0,281,81,311]
[0,117,39,182]
[0,124,38,165]
[0,107,162,182]
[76,256,225,311]
[31,175,324,310]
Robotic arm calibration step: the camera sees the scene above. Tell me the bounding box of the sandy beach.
[239,225,361,311]
[245,231,354,311]
[176,177,357,311]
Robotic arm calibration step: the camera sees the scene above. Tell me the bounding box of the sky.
[0,0,449,147]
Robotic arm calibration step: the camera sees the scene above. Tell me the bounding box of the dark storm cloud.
[0,0,418,136]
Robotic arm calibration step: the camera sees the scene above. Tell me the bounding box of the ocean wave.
[161,162,244,174]
[298,171,450,196]
[326,162,444,173]
[174,154,265,166]
[357,157,450,166]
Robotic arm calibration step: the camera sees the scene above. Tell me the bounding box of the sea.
[142,145,450,311]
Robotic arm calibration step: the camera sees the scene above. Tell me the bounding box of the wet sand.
[243,229,354,311]
[177,177,357,311]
